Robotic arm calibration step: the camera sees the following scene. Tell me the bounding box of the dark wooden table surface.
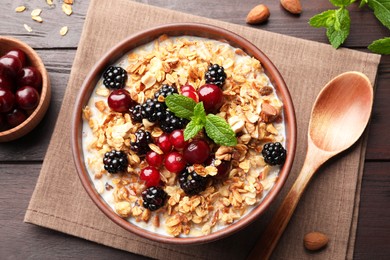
[1,0,389,259]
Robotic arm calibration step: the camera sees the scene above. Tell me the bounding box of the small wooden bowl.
[0,36,51,142]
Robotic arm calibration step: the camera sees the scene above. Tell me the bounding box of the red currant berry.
[17,67,42,90]
[182,91,199,102]
[183,139,210,164]
[107,89,134,112]
[169,129,188,150]
[197,84,223,113]
[146,151,164,168]
[140,166,161,187]
[6,49,27,67]
[0,55,22,77]
[181,84,196,93]
[16,86,40,110]
[155,133,172,154]
[6,108,27,128]
[0,74,15,92]
[164,151,187,173]
[0,87,15,113]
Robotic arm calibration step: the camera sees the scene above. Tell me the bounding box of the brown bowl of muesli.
[72,23,296,244]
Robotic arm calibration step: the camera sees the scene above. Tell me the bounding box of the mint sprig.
[309,0,390,55]
[165,95,237,146]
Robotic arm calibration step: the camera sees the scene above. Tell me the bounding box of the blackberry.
[141,98,167,123]
[179,166,208,196]
[129,104,143,123]
[142,186,168,211]
[154,84,177,99]
[205,64,226,87]
[103,150,128,174]
[159,110,188,133]
[130,129,152,156]
[261,142,287,166]
[103,66,127,89]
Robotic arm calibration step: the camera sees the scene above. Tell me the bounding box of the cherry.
[15,86,40,110]
[0,113,8,130]
[146,151,164,168]
[140,166,161,187]
[182,91,199,102]
[0,87,15,113]
[6,49,27,67]
[206,158,231,179]
[155,133,172,153]
[183,139,210,164]
[107,89,134,112]
[181,84,196,93]
[197,84,223,113]
[6,108,27,128]
[169,129,188,150]
[0,74,15,92]
[164,151,187,173]
[17,67,42,90]
[0,55,22,77]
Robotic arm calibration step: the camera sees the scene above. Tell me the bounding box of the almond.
[304,231,329,251]
[260,102,278,123]
[280,0,302,14]
[246,4,270,25]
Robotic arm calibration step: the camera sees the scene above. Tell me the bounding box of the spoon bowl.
[248,71,373,259]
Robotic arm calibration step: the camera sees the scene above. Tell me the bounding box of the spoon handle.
[247,149,325,260]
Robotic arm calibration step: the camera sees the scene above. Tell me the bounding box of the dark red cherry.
[146,151,164,168]
[197,84,223,113]
[107,89,134,112]
[155,133,172,154]
[140,166,161,187]
[169,129,188,150]
[0,55,22,77]
[181,84,196,93]
[0,87,15,113]
[0,113,8,131]
[17,67,42,90]
[183,139,211,164]
[0,74,15,92]
[6,49,27,67]
[164,151,187,173]
[182,91,199,102]
[15,86,40,110]
[6,108,27,128]
[206,158,231,179]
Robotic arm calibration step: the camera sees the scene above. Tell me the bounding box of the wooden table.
[1,1,389,259]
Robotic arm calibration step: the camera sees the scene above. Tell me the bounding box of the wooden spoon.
[248,71,373,260]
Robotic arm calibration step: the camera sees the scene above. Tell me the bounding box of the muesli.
[82,35,287,237]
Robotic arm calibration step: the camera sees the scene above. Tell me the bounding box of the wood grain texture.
[0,0,389,259]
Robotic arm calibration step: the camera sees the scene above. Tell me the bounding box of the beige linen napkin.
[24,0,381,259]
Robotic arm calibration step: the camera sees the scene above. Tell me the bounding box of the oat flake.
[23,24,32,32]
[31,8,42,17]
[62,3,73,15]
[46,0,54,6]
[32,16,43,23]
[15,6,26,12]
[60,26,69,36]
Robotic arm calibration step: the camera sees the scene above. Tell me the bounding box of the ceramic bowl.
[0,36,50,142]
[72,23,296,244]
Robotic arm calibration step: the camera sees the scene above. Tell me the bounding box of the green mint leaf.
[205,114,237,147]
[330,0,356,7]
[360,0,368,7]
[368,37,390,54]
[184,120,204,140]
[326,7,351,48]
[309,10,336,27]
[192,102,207,125]
[367,0,390,29]
[165,94,196,120]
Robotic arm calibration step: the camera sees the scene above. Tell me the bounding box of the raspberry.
[103,150,128,173]
[130,129,152,156]
[261,142,287,166]
[179,166,208,196]
[103,66,127,89]
[142,186,168,211]
[205,64,226,87]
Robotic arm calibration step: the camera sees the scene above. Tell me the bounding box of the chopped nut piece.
[64,0,74,4]
[260,102,279,123]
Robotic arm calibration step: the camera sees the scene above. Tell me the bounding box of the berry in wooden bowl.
[0,36,51,142]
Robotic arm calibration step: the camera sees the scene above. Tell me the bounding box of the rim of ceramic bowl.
[0,36,51,142]
[72,23,297,245]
